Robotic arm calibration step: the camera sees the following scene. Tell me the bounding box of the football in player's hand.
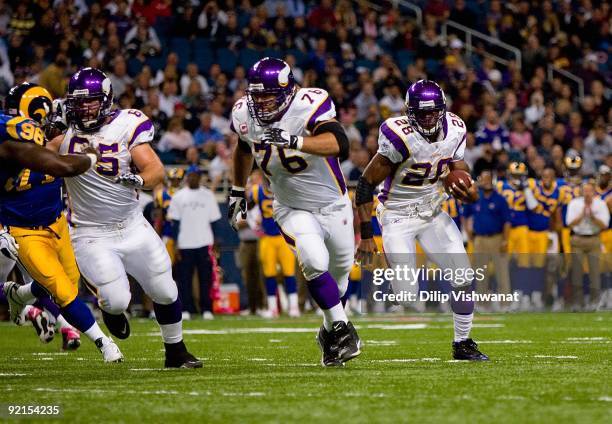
[443,170,475,202]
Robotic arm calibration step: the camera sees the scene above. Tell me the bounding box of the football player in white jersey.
[355,80,488,361]
[48,68,201,368]
[228,57,361,366]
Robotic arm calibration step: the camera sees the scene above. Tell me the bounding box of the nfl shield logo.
[240,123,248,134]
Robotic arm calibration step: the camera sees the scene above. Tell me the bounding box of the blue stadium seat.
[127,57,144,77]
[145,55,166,73]
[355,58,377,71]
[425,58,440,75]
[395,49,415,72]
[170,37,192,71]
[194,49,214,74]
[216,48,238,74]
[263,48,282,60]
[193,37,212,54]
[238,48,262,70]
[285,48,307,67]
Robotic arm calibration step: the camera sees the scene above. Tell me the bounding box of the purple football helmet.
[66,67,114,132]
[246,57,296,125]
[405,80,446,138]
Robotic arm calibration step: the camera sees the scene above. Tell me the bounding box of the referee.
[566,182,610,310]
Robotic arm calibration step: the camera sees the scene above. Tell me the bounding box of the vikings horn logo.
[278,65,290,87]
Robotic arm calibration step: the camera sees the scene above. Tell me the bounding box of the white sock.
[16,283,36,303]
[159,322,182,344]
[288,293,298,309]
[267,296,278,312]
[55,314,71,330]
[84,322,107,343]
[453,313,473,342]
[322,303,348,331]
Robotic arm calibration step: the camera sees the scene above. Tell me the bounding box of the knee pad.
[296,236,329,281]
[146,271,178,305]
[99,289,131,315]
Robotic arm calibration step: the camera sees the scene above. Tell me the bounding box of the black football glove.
[228,186,247,231]
[261,128,303,150]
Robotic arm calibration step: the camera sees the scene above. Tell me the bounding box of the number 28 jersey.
[377,112,467,210]
[231,88,346,212]
[59,109,154,227]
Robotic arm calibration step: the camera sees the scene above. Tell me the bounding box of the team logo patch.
[278,65,290,87]
[239,123,248,134]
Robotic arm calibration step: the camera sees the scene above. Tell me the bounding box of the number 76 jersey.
[377,112,467,210]
[231,88,346,212]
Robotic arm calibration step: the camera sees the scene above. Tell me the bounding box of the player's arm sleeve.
[312,120,349,160]
[377,121,409,164]
[128,116,155,150]
[306,91,337,133]
[230,112,252,153]
[452,131,467,161]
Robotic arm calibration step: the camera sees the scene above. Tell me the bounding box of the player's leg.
[123,216,201,368]
[277,236,298,316]
[275,203,358,366]
[259,236,279,317]
[379,212,420,306]
[0,253,15,282]
[418,212,488,361]
[195,246,214,318]
[7,230,121,362]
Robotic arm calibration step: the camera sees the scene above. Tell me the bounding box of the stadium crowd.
[0,0,611,317]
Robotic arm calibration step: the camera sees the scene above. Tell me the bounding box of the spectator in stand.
[168,165,221,320]
[583,123,612,176]
[475,108,510,150]
[158,79,180,118]
[180,63,210,97]
[108,56,132,98]
[379,84,405,118]
[157,117,195,158]
[194,113,224,156]
[209,99,231,135]
[509,117,533,151]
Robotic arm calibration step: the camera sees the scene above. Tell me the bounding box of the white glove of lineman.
[0,228,19,261]
[115,172,144,188]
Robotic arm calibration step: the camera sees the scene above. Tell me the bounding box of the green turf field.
[1,313,610,423]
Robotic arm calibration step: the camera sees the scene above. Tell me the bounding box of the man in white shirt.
[566,182,610,310]
[168,166,222,319]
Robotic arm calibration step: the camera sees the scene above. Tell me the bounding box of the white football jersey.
[60,109,154,226]
[231,88,346,211]
[377,111,467,210]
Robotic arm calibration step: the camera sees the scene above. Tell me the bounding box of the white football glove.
[115,173,144,188]
[228,186,247,231]
[0,229,19,261]
[261,128,304,150]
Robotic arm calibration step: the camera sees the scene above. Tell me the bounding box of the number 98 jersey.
[231,88,346,212]
[59,109,154,227]
[377,112,467,210]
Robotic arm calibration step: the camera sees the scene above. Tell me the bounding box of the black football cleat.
[332,321,362,364]
[164,341,203,368]
[316,325,343,367]
[452,338,489,361]
[101,310,130,340]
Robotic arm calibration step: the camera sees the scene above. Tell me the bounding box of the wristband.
[86,153,98,169]
[295,136,304,150]
[360,221,373,239]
